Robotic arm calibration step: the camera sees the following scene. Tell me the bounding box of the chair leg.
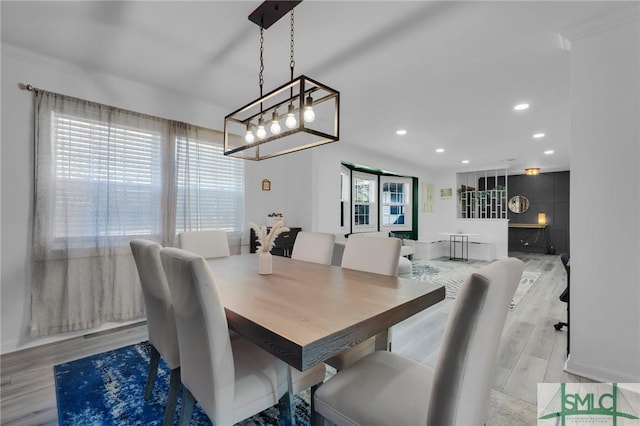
[310,385,325,426]
[310,384,321,426]
[144,345,161,400]
[162,367,181,426]
[554,321,568,330]
[179,386,195,426]
[312,412,325,426]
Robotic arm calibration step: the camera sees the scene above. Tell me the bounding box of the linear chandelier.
[224,1,340,160]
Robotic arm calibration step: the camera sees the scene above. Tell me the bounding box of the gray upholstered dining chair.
[160,247,325,425]
[129,239,180,426]
[325,235,402,370]
[340,233,401,276]
[178,230,230,259]
[291,231,336,265]
[314,257,525,426]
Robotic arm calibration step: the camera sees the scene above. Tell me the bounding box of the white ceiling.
[2,1,636,174]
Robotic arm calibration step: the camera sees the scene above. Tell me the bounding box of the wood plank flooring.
[0,252,587,425]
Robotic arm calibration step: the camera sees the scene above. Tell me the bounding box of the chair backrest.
[341,235,401,276]
[559,253,570,302]
[129,239,179,369]
[178,230,230,259]
[160,247,235,425]
[427,257,524,425]
[291,232,336,265]
[560,253,570,279]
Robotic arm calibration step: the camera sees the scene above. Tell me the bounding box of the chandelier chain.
[259,26,264,98]
[289,10,295,80]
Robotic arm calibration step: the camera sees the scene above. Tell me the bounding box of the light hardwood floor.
[0,252,584,425]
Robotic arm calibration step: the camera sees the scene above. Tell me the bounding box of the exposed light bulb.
[256,117,267,139]
[285,104,297,129]
[245,125,255,143]
[270,110,281,135]
[303,95,315,123]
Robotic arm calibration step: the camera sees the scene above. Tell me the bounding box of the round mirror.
[508,195,530,213]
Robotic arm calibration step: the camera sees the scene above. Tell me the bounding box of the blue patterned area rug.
[412,257,541,310]
[54,341,310,425]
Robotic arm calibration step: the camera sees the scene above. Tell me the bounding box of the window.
[352,172,377,231]
[341,162,416,236]
[39,95,245,251]
[380,176,412,231]
[51,112,165,247]
[175,134,244,234]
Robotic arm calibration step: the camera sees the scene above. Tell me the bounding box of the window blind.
[53,113,163,241]
[175,137,244,233]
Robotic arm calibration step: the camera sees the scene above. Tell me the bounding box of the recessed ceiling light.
[514,103,530,111]
[462,160,469,164]
[435,148,444,153]
[533,133,545,139]
[396,130,407,135]
[544,150,554,155]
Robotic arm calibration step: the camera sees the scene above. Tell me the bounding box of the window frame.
[379,176,413,233]
[341,162,417,238]
[339,165,351,229]
[351,171,378,232]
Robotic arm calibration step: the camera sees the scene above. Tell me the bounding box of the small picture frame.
[261,179,271,191]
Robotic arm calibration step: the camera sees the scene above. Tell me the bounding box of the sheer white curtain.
[31,90,243,336]
[174,125,244,253]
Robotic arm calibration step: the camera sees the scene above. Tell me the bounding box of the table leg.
[374,329,391,351]
[277,365,295,426]
[450,235,469,261]
[450,235,458,260]
[464,235,468,261]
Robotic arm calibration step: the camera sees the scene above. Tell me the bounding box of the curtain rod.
[19,83,38,92]
[17,82,226,134]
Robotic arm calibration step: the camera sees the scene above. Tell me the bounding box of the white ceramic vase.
[258,251,273,275]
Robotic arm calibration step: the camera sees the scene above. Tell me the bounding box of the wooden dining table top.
[207,254,445,371]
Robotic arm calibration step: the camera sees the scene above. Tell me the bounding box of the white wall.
[566,20,640,382]
[0,46,230,353]
[424,170,508,260]
[242,149,314,249]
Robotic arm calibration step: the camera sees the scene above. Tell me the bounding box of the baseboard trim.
[1,319,146,355]
[565,355,640,383]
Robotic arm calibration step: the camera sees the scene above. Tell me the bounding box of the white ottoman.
[398,256,412,278]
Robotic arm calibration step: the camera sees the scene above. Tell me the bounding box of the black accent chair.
[554,253,570,355]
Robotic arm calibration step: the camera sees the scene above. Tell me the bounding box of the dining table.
[206,253,445,426]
